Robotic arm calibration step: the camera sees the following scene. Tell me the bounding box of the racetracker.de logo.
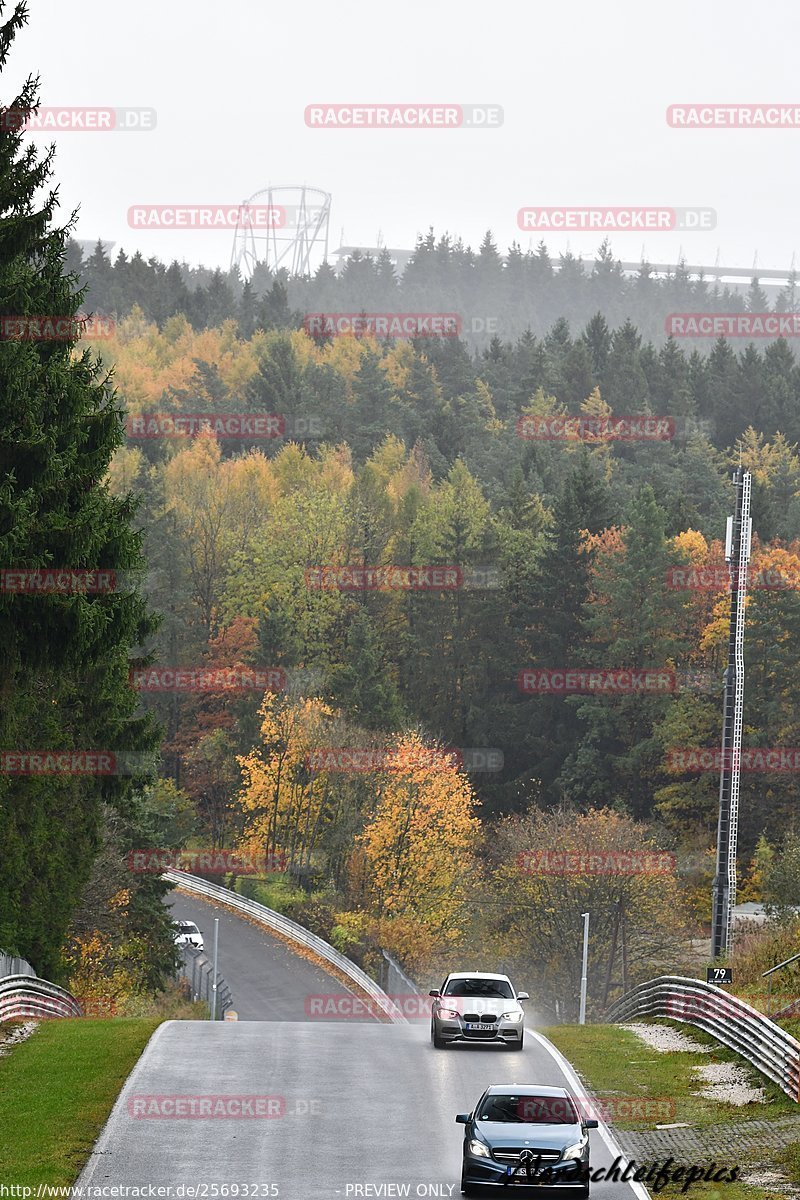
[0,568,123,593]
[303,313,461,338]
[128,206,283,230]
[128,849,287,874]
[518,669,677,694]
[127,1095,285,1119]
[129,667,287,693]
[305,994,434,1019]
[125,413,323,440]
[0,751,155,776]
[516,415,675,441]
[514,1096,676,1123]
[667,104,800,128]
[0,106,156,131]
[517,850,676,876]
[305,565,499,590]
[665,564,800,591]
[0,315,114,340]
[666,313,800,338]
[304,104,502,128]
[667,747,800,772]
[517,208,715,232]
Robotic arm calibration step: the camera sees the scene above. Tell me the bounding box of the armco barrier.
[163,869,408,1023]
[0,973,82,1021]
[178,944,233,1019]
[606,975,800,1102]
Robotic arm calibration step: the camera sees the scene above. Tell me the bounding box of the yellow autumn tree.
[236,691,340,870]
[355,732,481,941]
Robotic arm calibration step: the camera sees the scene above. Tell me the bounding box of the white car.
[430,971,529,1050]
[173,919,204,951]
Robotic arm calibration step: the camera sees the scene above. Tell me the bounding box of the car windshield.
[443,978,513,999]
[177,922,199,934]
[478,1095,578,1124]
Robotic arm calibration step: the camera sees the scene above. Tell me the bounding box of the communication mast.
[711,466,752,959]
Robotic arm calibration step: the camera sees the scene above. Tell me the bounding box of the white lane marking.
[76,1018,177,1186]
[526,1027,651,1199]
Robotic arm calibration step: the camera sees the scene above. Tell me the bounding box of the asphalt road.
[78,1020,650,1200]
[168,892,361,1022]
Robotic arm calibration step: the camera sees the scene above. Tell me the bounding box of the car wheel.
[461,1172,481,1196]
[510,1033,524,1050]
[431,1022,446,1049]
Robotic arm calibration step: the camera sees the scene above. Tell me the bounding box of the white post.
[211,918,220,1021]
[579,912,590,1025]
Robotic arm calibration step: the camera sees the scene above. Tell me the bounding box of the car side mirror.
[455,1113,470,1124]
[585,1119,599,1129]
[429,989,440,997]
[516,991,530,1001]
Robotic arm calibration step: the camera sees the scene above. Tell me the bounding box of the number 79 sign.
[707,967,733,985]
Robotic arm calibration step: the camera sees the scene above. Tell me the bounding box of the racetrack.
[167,892,363,1022]
[77,1019,649,1199]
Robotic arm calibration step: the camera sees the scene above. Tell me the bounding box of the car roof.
[484,1085,571,1098]
[446,972,512,981]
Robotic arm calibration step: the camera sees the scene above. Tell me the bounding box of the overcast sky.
[18,0,800,274]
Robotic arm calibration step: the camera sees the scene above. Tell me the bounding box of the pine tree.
[0,1,159,977]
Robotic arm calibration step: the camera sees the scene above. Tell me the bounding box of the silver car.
[430,972,529,1050]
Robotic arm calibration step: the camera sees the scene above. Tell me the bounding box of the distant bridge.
[331,245,796,296]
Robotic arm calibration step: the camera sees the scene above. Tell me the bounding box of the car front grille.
[493,1148,562,1164]
[463,1013,497,1023]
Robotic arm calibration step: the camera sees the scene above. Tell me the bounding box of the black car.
[456,1084,598,1196]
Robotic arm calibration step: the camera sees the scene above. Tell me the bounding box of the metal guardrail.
[178,945,233,1018]
[606,974,800,1102]
[164,869,408,1024]
[0,973,83,1022]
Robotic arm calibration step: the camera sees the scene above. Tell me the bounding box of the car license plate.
[465,1022,489,1030]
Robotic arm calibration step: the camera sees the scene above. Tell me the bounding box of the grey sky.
[20,0,800,273]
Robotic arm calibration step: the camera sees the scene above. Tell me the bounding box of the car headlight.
[468,1138,491,1158]
[501,1010,523,1021]
[439,1008,460,1018]
[561,1138,588,1162]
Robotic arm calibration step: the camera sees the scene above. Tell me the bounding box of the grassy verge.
[543,1023,799,1198]
[0,1018,159,1185]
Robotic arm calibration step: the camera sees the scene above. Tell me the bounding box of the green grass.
[542,1023,799,1198]
[0,1018,160,1185]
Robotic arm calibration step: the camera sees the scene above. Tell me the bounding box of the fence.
[0,973,82,1022]
[178,945,233,1019]
[164,869,407,1024]
[606,974,800,1102]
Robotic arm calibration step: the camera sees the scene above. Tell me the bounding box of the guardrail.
[0,974,82,1022]
[164,869,408,1024]
[606,975,800,1102]
[178,945,233,1019]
